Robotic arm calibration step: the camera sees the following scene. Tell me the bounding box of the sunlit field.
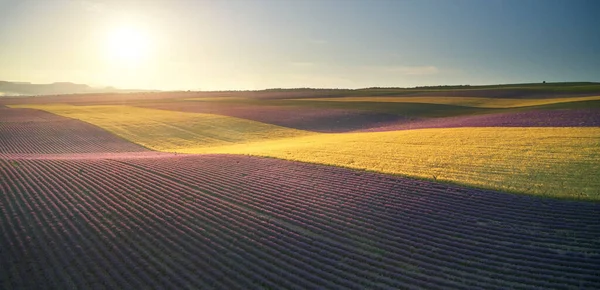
[11,94,600,200]
[9,104,313,151]
[201,127,600,199]
[3,85,600,289]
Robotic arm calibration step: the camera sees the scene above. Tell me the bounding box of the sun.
[106,26,151,65]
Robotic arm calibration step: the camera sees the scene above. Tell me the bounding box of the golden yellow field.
[11,104,600,199]
[295,95,600,108]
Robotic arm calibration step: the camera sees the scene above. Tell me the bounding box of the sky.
[0,0,599,91]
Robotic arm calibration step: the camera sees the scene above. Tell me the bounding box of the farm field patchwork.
[2,86,600,289]
[10,104,600,199]
[1,154,599,289]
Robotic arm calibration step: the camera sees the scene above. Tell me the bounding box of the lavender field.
[1,87,600,289]
[2,155,599,289]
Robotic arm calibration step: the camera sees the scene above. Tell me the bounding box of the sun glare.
[106,26,151,65]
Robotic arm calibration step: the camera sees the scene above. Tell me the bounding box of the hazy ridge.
[0,80,158,97]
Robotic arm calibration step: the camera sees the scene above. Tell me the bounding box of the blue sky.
[0,0,598,90]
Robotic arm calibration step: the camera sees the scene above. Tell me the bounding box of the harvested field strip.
[8,104,314,151]
[295,95,600,108]
[0,107,148,154]
[1,155,599,289]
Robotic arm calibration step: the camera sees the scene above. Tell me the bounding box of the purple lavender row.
[100,159,397,289]
[6,159,177,289]
[123,155,600,288]
[0,108,148,154]
[128,155,599,286]
[0,157,495,289]
[36,158,368,289]
[116,158,451,288]
[3,156,599,289]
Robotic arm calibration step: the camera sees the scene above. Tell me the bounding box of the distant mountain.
[0,81,158,96]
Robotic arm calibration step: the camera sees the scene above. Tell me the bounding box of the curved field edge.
[10,104,600,200]
[1,155,599,289]
[180,128,600,201]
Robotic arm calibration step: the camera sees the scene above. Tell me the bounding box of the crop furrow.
[111,159,497,289]
[10,160,134,288]
[16,159,145,289]
[189,155,598,217]
[95,160,363,289]
[105,158,424,288]
[20,159,179,289]
[2,165,72,288]
[229,161,596,221]
[44,159,213,290]
[163,157,600,257]
[122,156,600,288]
[0,165,30,289]
[128,157,599,278]
[150,156,593,235]
[54,158,310,289]
[3,154,599,289]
